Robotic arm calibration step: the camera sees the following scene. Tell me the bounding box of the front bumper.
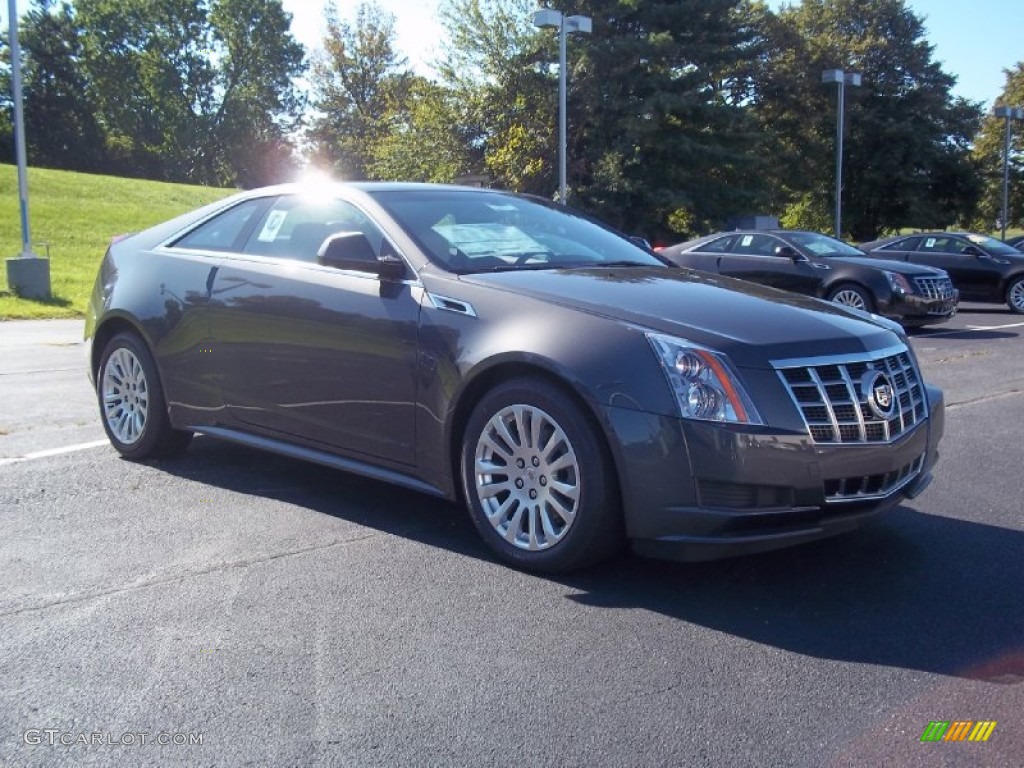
[884,290,959,326]
[603,384,944,562]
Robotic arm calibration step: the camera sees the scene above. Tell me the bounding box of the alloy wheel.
[473,404,581,551]
[101,347,149,445]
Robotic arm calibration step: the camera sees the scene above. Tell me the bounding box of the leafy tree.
[75,0,215,181]
[208,0,306,187]
[551,0,770,241]
[1,28,14,160]
[436,0,555,194]
[370,76,474,182]
[308,1,411,180]
[19,1,107,172]
[753,0,982,240]
[970,62,1024,234]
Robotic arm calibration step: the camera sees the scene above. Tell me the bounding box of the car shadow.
[907,326,1017,340]
[158,437,1024,686]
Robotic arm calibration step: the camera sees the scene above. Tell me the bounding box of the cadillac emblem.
[862,370,896,420]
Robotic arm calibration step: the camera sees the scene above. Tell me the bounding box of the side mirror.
[963,245,985,259]
[318,232,406,280]
[774,244,806,261]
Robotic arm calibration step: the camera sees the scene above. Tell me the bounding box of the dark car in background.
[860,232,1024,313]
[660,230,958,327]
[85,183,943,572]
[1005,234,1024,251]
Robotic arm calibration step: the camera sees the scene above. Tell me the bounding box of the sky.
[4,0,1021,107]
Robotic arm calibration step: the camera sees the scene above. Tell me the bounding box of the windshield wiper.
[563,260,656,269]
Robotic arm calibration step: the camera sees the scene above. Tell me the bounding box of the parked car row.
[86,183,945,572]
[859,232,1024,313]
[660,230,958,327]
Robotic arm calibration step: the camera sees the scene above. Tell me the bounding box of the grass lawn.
[1,164,235,320]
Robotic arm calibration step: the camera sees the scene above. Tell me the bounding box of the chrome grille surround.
[913,275,956,301]
[774,345,928,445]
[824,453,925,503]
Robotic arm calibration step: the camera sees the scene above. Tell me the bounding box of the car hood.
[458,266,900,369]
[832,256,946,275]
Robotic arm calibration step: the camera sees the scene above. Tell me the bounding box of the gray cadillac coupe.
[86,183,944,572]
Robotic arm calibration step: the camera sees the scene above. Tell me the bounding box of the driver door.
[207,194,422,465]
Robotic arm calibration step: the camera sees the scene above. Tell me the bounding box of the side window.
[733,234,777,256]
[700,236,736,253]
[172,199,269,252]
[918,236,967,254]
[881,236,919,252]
[242,196,386,263]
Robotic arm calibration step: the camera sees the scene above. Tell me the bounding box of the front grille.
[914,275,955,301]
[775,347,927,444]
[824,453,925,502]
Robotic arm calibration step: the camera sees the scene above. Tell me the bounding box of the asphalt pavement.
[1,308,1022,767]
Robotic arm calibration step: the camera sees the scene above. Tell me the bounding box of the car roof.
[236,181,510,198]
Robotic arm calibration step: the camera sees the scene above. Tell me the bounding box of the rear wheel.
[97,332,192,459]
[1006,276,1024,314]
[460,377,622,573]
[828,283,875,313]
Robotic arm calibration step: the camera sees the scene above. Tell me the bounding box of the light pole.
[5,0,51,299]
[821,69,861,239]
[993,105,1024,241]
[533,8,592,204]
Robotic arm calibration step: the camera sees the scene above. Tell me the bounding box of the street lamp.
[993,105,1024,241]
[821,69,862,238]
[5,0,51,299]
[533,8,592,204]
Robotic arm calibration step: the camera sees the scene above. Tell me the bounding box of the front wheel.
[97,332,192,459]
[460,377,622,573]
[1006,276,1024,314]
[828,283,875,313]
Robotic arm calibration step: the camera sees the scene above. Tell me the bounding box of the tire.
[97,332,193,459]
[1006,276,1024,314]
[460,377,622,573]
[827,283,875,313]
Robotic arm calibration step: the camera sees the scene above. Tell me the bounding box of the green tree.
[1,27,14,161]
[370,76,474,182]
[436,0,555,193]
[554,0,770,241]
[20,1,107,172]
[971,63,1024,234]
[208,0,306,187]
[308,1,411,180]
[753,0,982,240]
[75,0,215,181]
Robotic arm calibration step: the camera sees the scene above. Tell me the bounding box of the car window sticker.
[433,223,547,259]
[258,210,288,242]
[741,235,753,247]
[924,237,936,249]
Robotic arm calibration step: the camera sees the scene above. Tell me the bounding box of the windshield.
[370,189,665,273]
[965,233,1022,256]
[785,231,865,257]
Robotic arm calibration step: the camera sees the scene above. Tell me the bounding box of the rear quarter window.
[171,199,269,252]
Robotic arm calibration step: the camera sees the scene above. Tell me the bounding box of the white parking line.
[966,321,1024,330]
[0,439,109,466]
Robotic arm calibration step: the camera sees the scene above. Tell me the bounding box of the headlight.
[647,333,763,425]
[885,271,913,294]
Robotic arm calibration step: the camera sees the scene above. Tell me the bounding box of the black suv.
[860,232,1024,314]
[661,230,958,327]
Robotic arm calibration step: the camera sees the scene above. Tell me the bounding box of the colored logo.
[862,369,896,419]
[920,721,996,742]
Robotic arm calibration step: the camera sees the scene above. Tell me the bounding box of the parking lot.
[1,306,1022,767]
